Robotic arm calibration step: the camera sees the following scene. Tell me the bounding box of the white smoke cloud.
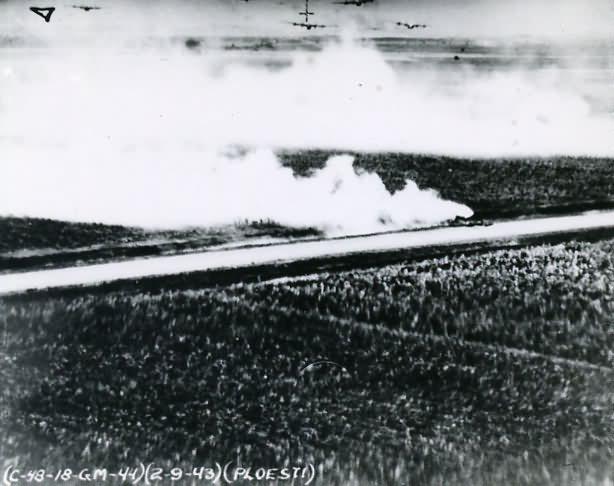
[0,147,472,234]
[1,36,613,234]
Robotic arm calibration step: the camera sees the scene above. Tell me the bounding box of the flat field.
[0,218,319,273]
[2,238,613,485]
[280,151,614,219]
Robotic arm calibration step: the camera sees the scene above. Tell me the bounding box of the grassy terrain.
[0,217,320,255]
[280,151,614,219]
[1,238,614,485]
[0,217,320,272]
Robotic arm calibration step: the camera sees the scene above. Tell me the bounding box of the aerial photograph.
[1,0,614,484]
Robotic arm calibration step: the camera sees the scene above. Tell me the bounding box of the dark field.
[0,218,320,273]
[2,238,613,485]
[279,151,614,219]
[2,153,614,273]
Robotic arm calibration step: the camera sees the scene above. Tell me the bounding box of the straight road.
[1,211,614,295]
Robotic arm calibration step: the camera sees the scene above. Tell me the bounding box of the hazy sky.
[1,0,613,40]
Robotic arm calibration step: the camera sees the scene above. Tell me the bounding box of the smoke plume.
[2,35,612,233]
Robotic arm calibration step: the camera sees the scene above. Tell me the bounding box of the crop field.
[0,218,319,273]
[2,238,613,485]
[280,151,614,219]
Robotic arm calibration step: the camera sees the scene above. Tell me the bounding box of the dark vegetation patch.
[0,218,318,255]
[279,151,614,219]
[0,218,320,272]
[2,239,614,485]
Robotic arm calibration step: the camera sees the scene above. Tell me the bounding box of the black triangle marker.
[30,7,56,23]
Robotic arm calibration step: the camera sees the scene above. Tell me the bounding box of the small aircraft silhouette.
[334,0,374,5]
[287,21,330,30]
[396,22,427,29]
[71,5,101,11]
[287,0,334,30]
